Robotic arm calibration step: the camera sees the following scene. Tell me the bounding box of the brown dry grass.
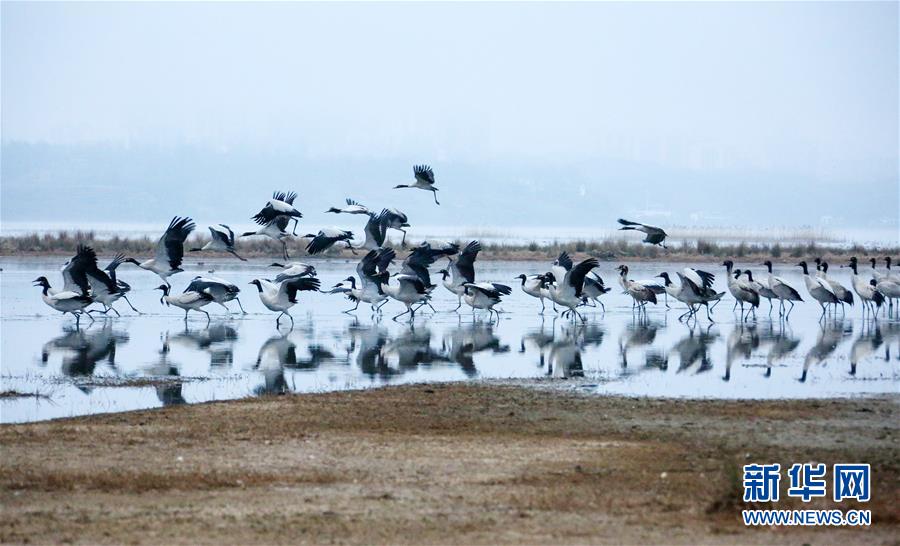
[0,384,897,545]
[2,232,897,263]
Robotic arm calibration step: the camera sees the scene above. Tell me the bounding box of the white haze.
[1,2,897,237]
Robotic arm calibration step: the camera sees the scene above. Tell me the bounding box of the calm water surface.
[2,257,897,423]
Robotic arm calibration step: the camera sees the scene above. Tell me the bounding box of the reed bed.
[1,231,897,263]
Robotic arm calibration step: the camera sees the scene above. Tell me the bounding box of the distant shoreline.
[1,232,897,263]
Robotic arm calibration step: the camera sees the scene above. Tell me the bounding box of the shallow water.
[2,257,897,423]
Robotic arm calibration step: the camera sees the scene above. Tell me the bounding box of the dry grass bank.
[1,231,897,262]
[0,383,897,544]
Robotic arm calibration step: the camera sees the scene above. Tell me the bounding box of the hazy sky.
[2,2,898,231]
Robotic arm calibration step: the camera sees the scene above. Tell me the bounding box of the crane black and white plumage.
[155,283,214,322]
[657,268,722,321]
[516,274,552,313]
[78,247,140,316]
[580,273,612,311]
[382,208,411,246]
[798,261,839,319]
[326,198,370,215]
[328,248,395,313]
[102,253,141,314]
[395,164,440,205]
[615,264,658,313]
[399,242,456,312]
[723,260,759,321]
[241,216,293,260]
[252,191,302,236]
[762,260,803,318]
[185,276,247,314]
[360,209,391,251]
[126,216,196,286]
[190,224,246,261]
[382,273,430,321]
[545,252,599,322]
[816,261,853,312]
[463,282,512,321]
[33,276,94,324]
[442,240,481,311]
[249,276,321,327]
[304,228,354,255]
[745,267,778,314]
[269,262,317,281]
[617,218,668,248]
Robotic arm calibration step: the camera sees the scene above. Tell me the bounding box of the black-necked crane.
[515,273,551,313]
[657,268,722,321]
[190,224,246,261]
[398,242,451,312]
[797,261,839,319]
[269,262,317,281]
[252,191,302,236]
[869,257,887,282]
[79,247,139,316]
[383,273,430,321]
[617,218,668,248]
[395,164,440,205]
[359,209,390,251]
[816,261,853,313]
[185,276,247,314]
[328,248,395,313]
[885,257,900,281]
[33,276,93,324]
[723,260,759,322]
[463,282,512,321]
[739,269,777,315]
[382,208,411,246]
[441,240,481,311]
[304,228,354,255]
[126,216,196,286]
[249,276,321,327]
[155,283,214,322]
[545,252,599,322]
[873,271,900,314]
[848,258,885,315]
[241,216,292,260]
[326,198,370,215]
[616,264,658,313]
[762,260,803,318]
[102,253,141,314]
[617,269,667,307]
[581,272,611,311]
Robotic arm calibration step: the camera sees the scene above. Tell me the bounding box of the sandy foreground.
[0,383,897,545]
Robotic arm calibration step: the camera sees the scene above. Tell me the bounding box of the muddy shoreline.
[1,383,896,544]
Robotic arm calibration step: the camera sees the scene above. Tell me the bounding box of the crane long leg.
[400,229,407,247]
[432,190,440,205]
[392,307,410,321]
[122,295,141,314]
[291,218,299,236]
[229,250,248,262]
[343,301,360,314]
[235,298,248,314]
[202,309,211,323]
